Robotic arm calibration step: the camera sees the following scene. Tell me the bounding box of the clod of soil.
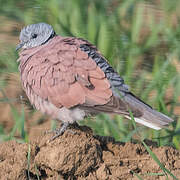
[0,125,180,180]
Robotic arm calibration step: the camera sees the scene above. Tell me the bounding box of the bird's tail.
[79,92,173,130]
[123,93,174,130]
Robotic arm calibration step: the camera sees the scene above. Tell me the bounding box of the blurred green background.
[0,0,180,148]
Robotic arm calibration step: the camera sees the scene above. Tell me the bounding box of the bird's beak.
[16,42,24,51]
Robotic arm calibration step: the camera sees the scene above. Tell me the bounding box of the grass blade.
[142,141,178,180]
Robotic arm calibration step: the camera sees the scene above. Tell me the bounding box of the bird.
[16,22,173,140]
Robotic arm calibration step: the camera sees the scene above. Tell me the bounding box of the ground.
[0,123,180,179]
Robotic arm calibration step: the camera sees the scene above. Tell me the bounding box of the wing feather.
[19,36,113,109]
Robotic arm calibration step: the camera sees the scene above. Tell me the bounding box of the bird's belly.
[57,107,86,123]
[24,85,86,123]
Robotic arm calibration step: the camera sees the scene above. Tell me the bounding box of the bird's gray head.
[16,23,55,50]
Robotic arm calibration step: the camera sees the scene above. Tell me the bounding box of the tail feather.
[123,93,174,130]
[79,92,173,130]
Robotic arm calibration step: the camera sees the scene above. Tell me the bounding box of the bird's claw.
[49,122,69,141]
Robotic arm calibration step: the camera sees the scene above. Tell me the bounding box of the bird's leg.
[50,122,69,141]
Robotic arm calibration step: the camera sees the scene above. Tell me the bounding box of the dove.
[16,22,173,139]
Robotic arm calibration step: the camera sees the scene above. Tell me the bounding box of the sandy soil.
[0,124,180,180]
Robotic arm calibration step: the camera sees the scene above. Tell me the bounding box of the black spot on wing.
[80,44,129,93]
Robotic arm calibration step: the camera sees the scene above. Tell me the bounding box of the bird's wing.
[78,40,174,129]
[19,36,114,109]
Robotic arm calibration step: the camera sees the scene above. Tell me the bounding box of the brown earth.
[0,16,21,52]
[0,124,180,180]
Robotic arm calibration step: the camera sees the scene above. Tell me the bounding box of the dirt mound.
[0,125,180,180]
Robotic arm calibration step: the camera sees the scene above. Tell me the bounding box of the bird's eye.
[32,34,37,39]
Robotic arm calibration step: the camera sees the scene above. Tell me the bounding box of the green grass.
[0,0,180,178]
[128,109,178,179]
